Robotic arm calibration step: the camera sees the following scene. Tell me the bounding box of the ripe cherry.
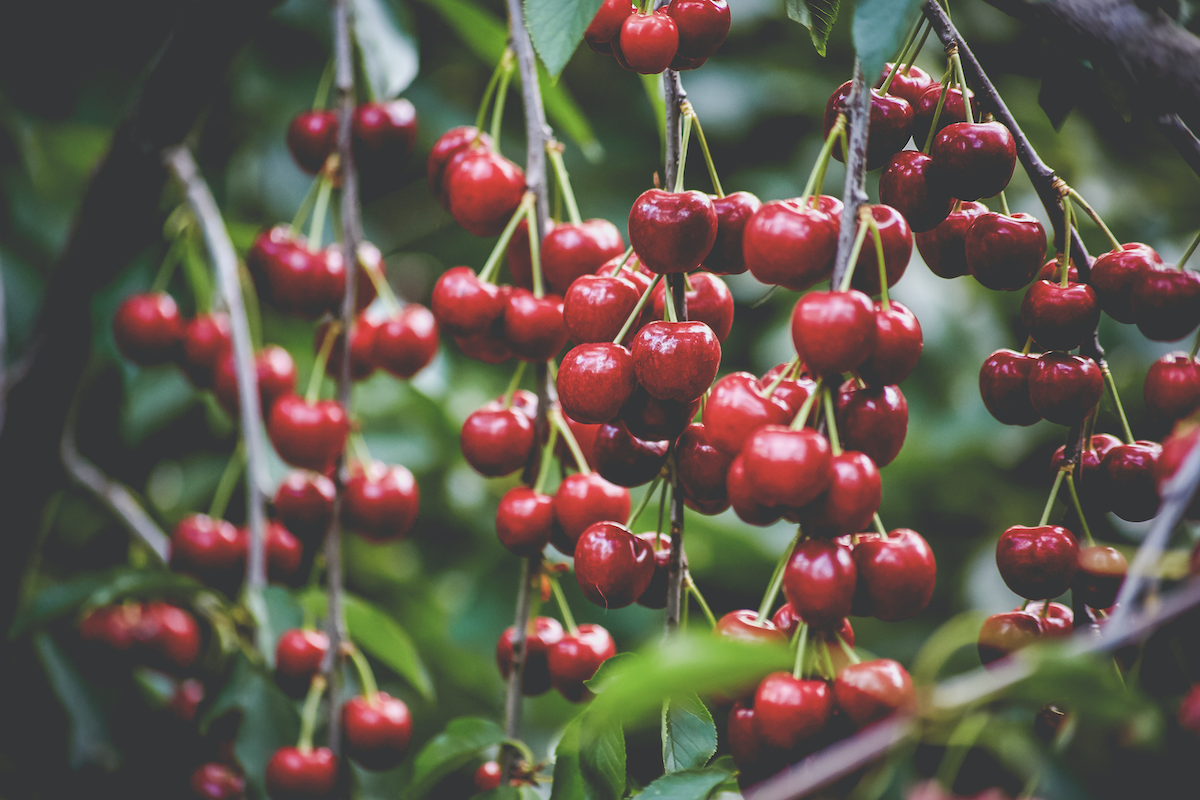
[274,471,336,541]
[551,472,631,554]
[180,313,232,387]
[930,121,1017,202]
[977,611,1044,665]
[851,204,913,296]
[835,382,908,467]
[620,385,700,442]
[342,462,419,542]
[635,532,674,607]
[824,83,913,171]
[190,762,243,799]
[875,63,935,106]
[879,151,954,233]
[496,487,555,556]
[628,189,718,273]
[667,0,730,59]
[460,403,535,477]
[475,761,503,791]
[727,455,784,527]
[859,301,923,387]
[593,421,670,487]
[574,521,655,608]
[1072,545,1127,610]
[742,198,842,291]
[497,616,564,696]
[804,451,882,537]
[651,272,734,342]
[675,423,733,515]
[351,100,417,180]
[850,529,937,621]
[1090,243,1161,323]
[965,212,1047,291]
[564,272,642,345]
[996,525,1079,600]
[702,372,792,456]
[445,149,526,237]
[287,109,338,174]
[541,219,626,296]
[113,293,186,365]
[268,395,349,474]
[911,85,980,147]
[791,289,877,378]
[979,349,1041,426]
[373,304,438,379]
[1101,441,1162,522]
[1144,352,1200,421]
[1022,601,1074,637]
[1027,352,1103,426]
[914,200,988,279]
[585,0,636,53]
[170,514,244,588]
[341,692,413,771]
[619,11,679,75]
[631,320,721,402]
[742,425,833,509]
[427,126,491,203]
[557,343,638,424]
[706,191,762,275]
[317,313,380,383]
[264,522,303,583]
[1020,280,1100,352]
[783,539,857,629]
[833,659,915,728]
[264,746,338,799]
[213,345,298,417]
[546,623,617,702]
[133,602,203,670]
[430,267,504,337]
[752,672,833,751]
[275,628,329,696]
[1131,266,1200,341]
[503,289,569,363]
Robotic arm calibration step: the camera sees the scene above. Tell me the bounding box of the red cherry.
[134,602,203,670]
[977,611,1044,665]
[1027,352,1103,426]
[113,293,186,365]
[246,225,301,304]
[1021,601,1074,637]
[875,63,935,106]
[341,692,412,771]
[564,273,642,345]
[714,609,788,645]
[431,267,504,337]
[727,455,783,526]
[1178,685,1200,737]
[620,384,700,442]
[667,0,729,58]
[265,746,338,799]
[1145,352,1200,421]
[804,451,882,537]
[316,313,379,383]
[373,304,438,379]
[1131,266,1200,341]
[741,425,833,509]
[850,529,936,621]
[1020,280,1100,352]
[274,471,336,541]
[791,289,877,378]
[628,189,718,274]
[503,289,569,362]
[1072,546,1127,610]
[850,204,913,296]
[496,487,555,556]
[635,532,673,608]
[460,404,535,477]
[497,616,564,696]
[1090,243,1161,323]
[823,83,914,171]
[979,349,1041,426]
[275,627,329,695]
[676,423,733,515]
[286,110,338,174]
[190,763,244,799]
[742,198,842,291]
[930,121,1017,202]
[551,472,631,554]
[752,672,833,750]
[1101,441,1162,522]
[181,313,232,387]
[1036,255,1081,284]
[474,761,503,792]
[342,462,419,542]
[618,11,680,75]
[427,126,492,203]
[702,372,791,457]
[782,539,857,629]
[911,85,980,147]
[541,219,626,296]
[835,383,908,467]
[1051,433,1122,511]
[169,678,205,722]
[965,212,1047,291]
[264,522,303,583]
[914,200,988,279]
[586,0,636,51]
[996,525,1079,600]
[859,301,923,387]
[760,367,817,418]
[574,521,655,608]
[833,659,915,727]
[351,100,417,179]
[631,320,721,402]
[593,421,670,487]
[268,395,349,473]
[169,514,244,587]
[213,345,298,417]
[253,240,332,319]
[651,272,734,342]
[559,413,601,472]
[446,149,526,236]
[557,343,638,424]
[79,604,140,652]
[706,191,762,275]
[547,623,617,702]
[879,151,954,233]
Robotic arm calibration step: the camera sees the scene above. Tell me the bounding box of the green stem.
[800,115,846,206]
[526,200,545,299]
[552,409,592,475]
[922,72,953,154]
[474,50,513,142]
[362,252,402,314]
[763,357,800,398]
[312,58,334,111]
[902,23,933,74]
[627,476,663,528]
[879,17,922,96]
[756,530,802,622]
[999,190,1011,216]
[297,674,328,752]
[308,176,334,250]
[951,53,974,124]
[208,441,247,520]
[1189,327,1200,360]
[290,174,326,238]
[350,431,373,468]
[686,574,718,628]
[550,574,579,636]
[150,236,188,293]
[306,322,340,403]
[867,214,891,310]
[822,387,842,456]
[547,145,583,226]
[1179,228,1200,270]
[613,274,663,343]
[656,474,669,536]
[478,192,535,285]
[1101,363,1135,444]
[532,424,560,496]
[1061,201,1073,288]
[837,217,871,292]
[663,276,678,322]
[609,245,635,276]
[346,643,379,701]
[792,623,810,680]
[1039,468,1066,527]
[873,513,889,538]
[789,379,824,430]
[819,639,836,679]
[490,55,514,145]
[503,361,527,408]
[684,105,724,197]
[672,111,693,194]
[1066,188,1121,251]
[835,632,862,665]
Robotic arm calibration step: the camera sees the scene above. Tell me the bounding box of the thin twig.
[1154,113,1200,178]
[507,0,551,239]
[830,60,871,292]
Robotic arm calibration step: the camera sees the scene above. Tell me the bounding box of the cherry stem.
[551,408,592,475]
[763,357,801,398]
[1101,363,1135,444]
[672,111,693,194]
[350,431,372,468]
[663,277,679,322]
[150,235,188,293]
[363,255,402,314]
[345,642,379,702]
[490,56,515,145]
[628,476,663,528]
[532,423,559,495]
[817,639,836,679]
[837,218,871,292]
[999,190,1011,216]
[474,49,513,144]
[756,529,802,623]
[879,17,922,96]
[835,632,862,665]
[903,23,933,74]
[478,191,535,285]
[1039,598,1052,618]
[548,573,579,636]
[867,214,891,310]
[525,200,546,299]
[656,473,670,535]
[208,440,246,520]
[614,273,663,344]
[1179,228,1200,270]
[922,71,953,154]
[873,513,889,539]
[312,58,335,111]
[502,361,528,409]
[1065,188,1121,252]
[682,102,724,198]
[1021,335,1034,355]
[290,174,325,235]
[546,142,582,226]
[792,623,810,680]
[308,174,334,250]
[800,114,846,207]
[306,322,341,404]
[951,53,974,124]
[789,378,824,430]
[822,387,843,456]
[935,712,990,793]
[1039,467,1066,527]
[297,674,328,753]
[609,245,635,276]
[685,573,718,629]
[1189,327,1200,360]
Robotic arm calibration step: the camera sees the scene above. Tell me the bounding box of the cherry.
[557,343,638,424]
[1090,243,1161,323]
[1021,601,1074,637]
[1020,280,1100,352]
[593,421,670,487]
[133,602,203,670]
[676,423,733,515]
[628,189,718,273]
[631,320,721,402]
[190,763,244,799]
[833,659,915,728]
[851,204,914,296]
[667,0,730,59]
[431,267,505,337]
[783,539,857,629]
[474,761,503,792]
[762,368,817,419]
[341,692,412,771]
[252,240,334,319]
[823,83,914,171]
[169,678,205,722]
[1050,433,1122,510]
[914,200,988,279]
[351,100,417,179]
[850,529,937,621]
[930,121,1017,202]
[265,746,338,799]
[651,272,734,342]
[551,472,631,554]
[496,487,555,556]
[1156,423,1200,520]
[713,609,788,646]
[502,289,569,363]
[286,109,338,174]
[1131,266,1200,341]
[741,425,833,509]
[727,700,770,775]
[977,611,1045,665]
[1179,685,1200,737]
[574,521,655,608]
[373,304,438,379]
[1101,441,1162,522]
[979,349,1041,426]
[911,85,980,148]
[965,212,1047,291]
[804,451,882,537]
[246,225,301,303]
[497,616,564,696]
[726,455,784,526]
[634,532,673,607]
[564,273,642,345]
[1027,352,1103,426]
[541,219,626,296]
[445,149,526,236]
[859,301,923,387]
[169,514,244,587]
[460,403,535,477]
[264,522,303,583]
[835,382,908,467]
[1145,352,1200,421]
[706,191,762,275]
[342,462,419,542]
[879,151,954,233]
[180,313,232,387]
[274,471,336,541]
[427,126,492,203]
[113,293,186,365]
[773,606,854,649]
[268,395,349,474]
[791,289,877,378]
[1072,545,1127,610]
[875,63,935,106]
[752,672,833,750]
[620,385,700,442]
[213,345,298,417]
[618,11,679,75]
[1036,256,1081,284]
[586,0,636,53]
[702,372,791,456]
[996,525,1079,600]
[275,628,329,696]
[316,314,379,383]
[742,197,842,291]
[79,604,139,652]
[547,623,617,702]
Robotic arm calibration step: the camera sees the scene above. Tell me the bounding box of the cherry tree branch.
[163,145,268,590]
[1154,113,1200,178]
[830,60,871,292]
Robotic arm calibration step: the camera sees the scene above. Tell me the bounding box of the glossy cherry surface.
[342,462,419,542]
[742,198,841,291]
[628,189,718,273]
[1027,352,1103,426]
[833,659,915,727]
[752,673,833,750]
[859,301,923,387]
[930,121,1017,202]
[574,521,655,608]
[706,191,762,274]
[914,200,988,279]
[996,525,1079,600]
[965,212,1047,291]
[113,292,186,365]
[791,289,877,378]
[979,349,1041,426]
[835,383,908,467]
[850,529,937,621]
[783,539,857,629]
[631,320,721,402]
[264,747,337,799]
[879,151,954,233]
[268,396,349,474]
[546,623,617,702]
[741,425,833,509]
[341,692,413,771]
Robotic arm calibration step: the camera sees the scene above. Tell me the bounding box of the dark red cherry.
[1145,352,1200,421]
[341,692,413,771]
[1071,545,1127,610]
[317,313,380,383]
[875,63,935,106]
[1090,243,1161,324]
[859,301,923,387]
[113,293,186,365]
[667,0,730,59]
[181,313,232,387]
[593,421,669,487]
[132,602,203,669]
[586,0,636,50]
[631,320,721,402]
[574,521,655,608]
[446,149,526,237]
[546,623,616,702]
[427,126,492,203]
[833,659,915,727]
[1037,255,1081,284]
[911,85,980,148]
[752,673,833,751]
[274,471,336,541]
[914,200,988,279]
[1020,280,1100,352]
[1050,433,1122,511]
[879,151,954,233]
[1022,601,1074,637]
[996,525,1079,600]
[850,529,937,621]
[496,487,555,556]
[930,121,1017,202]
[706,191,762,275]
[213,345,298,418]
[714,609,788,646]
[503,289,569,362]
[791,290,877,378]
[460,404,535,477]
[628,189,718,274]
[551,472,631,554]
[835,382,908,467]
[741,425,833,509]
[265,746,338,799]
[620,384,700,442]
[850,205,913,296]
[287,110,338,174]
[557,343,638,424]
[979,349,1041,426]
[823,83,914,171]
[635,532,674,607]
[542,219,626,296]
[170,514,243,587]
[268,395,349,474]
[1131,266,1200,341]
[342,462,419,542]
[675,423,733,514]
[651,272,734,342]
[743,198,842,291]
[804,451,882,537]
[965,212,1047,291]
[783,539,857,630]
[351,100,417,177]
[759,365,817,418]
[374,304,439,379]
[619,11,680,75]
[702,372,791,456]
[726,455,783,526]
[246,225,301,304]
[1027,352,1103,426]
[977,611,1045,665]
[430,267,504,336]
[563,273,642,345]
[474,762,503,792]
[275,627,329,695]
[1101,441,1162,522]
[190,762,244,799]
[496,616,564,696]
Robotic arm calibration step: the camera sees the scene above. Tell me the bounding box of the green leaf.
[631,762,736,799]
[662,693,716,773]
[550,717,587,800]
[10,572,111,638]
[250,585,304,669]
[851,0,922,82]
[352,0,420,100]
[84,569,205,609]
[580,705,626,800]
[524,0,605,79]
[406,716,505,800]
[299,588,435,701]
[199,654,300,799]
[585,652,638,694]
[34,633,121,771]
[910,611,989,685]
[786,0,841,57]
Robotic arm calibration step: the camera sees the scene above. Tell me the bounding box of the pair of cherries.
[980,348,1103,428]
[1091,243,1200,341]
[247,227,378,320]
[1050,434,1163,523]
[428,126,525,237]
[496,617,617,702]
[914,199,1047,291]
[79,600,202,672]
[169,514,302,590]
[572,521,674,610]
[286,98,417,182]
[585,0,730,74]
[496,469,630,558]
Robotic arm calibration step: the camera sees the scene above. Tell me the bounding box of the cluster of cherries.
[583,0,730,74]
[286,98,417,182]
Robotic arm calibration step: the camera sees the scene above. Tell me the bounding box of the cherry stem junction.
[297,674,328,753]
[672,111,694,194]
[345,642,379,701]
[837,217,872,293]
[682,102,723,198]
[1066,187,1121,252]
[822,387,843,456]
[308,173,334,250]
[475,49,514,145]
[792,623,810,680]
[922,71,953,154]
[790,378,825,430]
[1179,227,1200,271]
[800,114,846,207]
[478,191,536,286]
[867,213,891,310]
[836,632,862,665]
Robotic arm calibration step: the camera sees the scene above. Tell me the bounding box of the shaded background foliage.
[0,0,1199,797]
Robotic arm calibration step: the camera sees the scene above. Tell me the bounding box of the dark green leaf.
[84,569,204,609]
[406,716,505,800]
[852,0,922,82]
[662,693,715,773]
[580,705,626,800]
[352,0,420,100]
[10,572,111,638]
[524,0,605,79]
[34,633,121,771]
[632,762,736,799]
[786,0,842,57]
[550,716,587,800]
